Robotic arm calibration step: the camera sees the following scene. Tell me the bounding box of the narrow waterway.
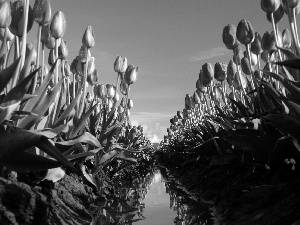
[134,172,177,225]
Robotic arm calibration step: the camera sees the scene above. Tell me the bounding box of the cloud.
[188,47,227,62]
[149,134,162,143]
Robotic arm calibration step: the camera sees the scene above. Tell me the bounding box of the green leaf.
[276,59,300,70]
[57,131,101,147]
[0,68,40,107]
[69,103,98,138]
[0,57,21,93]
[0,101,21,124]
[18,78,64,129]
[1,151,63,172]
[53,90,82,127]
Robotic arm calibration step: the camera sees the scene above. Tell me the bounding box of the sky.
[26,0,295,142]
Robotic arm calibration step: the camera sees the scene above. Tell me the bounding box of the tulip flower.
[200,63,213,87]
[10,0,34,37]
[50,11,66,39]
[0,27,14,42]
[222,24,238,50]
[236,19,255,45]
[261,0,281,13]
[233,45,242,65]
[78,45,91,63]
[87,69,98,86]
[287,0,300,8]
[76,56,84,76]
[251,32,263,55]
[196,79,207,93]
[193,92,201,104]
[214,62,227,82]
[282,29,292,48]
[58,39,68,60]
[41,25,50,44]
[0,1,11,28]
[120,79,128,95]
[87,56,96,76]
[266,4,284,24]
[227,60,236,87]
[106,84,115,99]
[241,57,251,75]
[261,31,277,52]
[63,60,72,77]
[127,99,133,109]
[82,26,95,48]
[32,0,51,25]
[124,64,138,85]
[48,48,55,67]
[114,56,127,73]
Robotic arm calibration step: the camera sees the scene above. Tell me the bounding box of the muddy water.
[134,172,177,225]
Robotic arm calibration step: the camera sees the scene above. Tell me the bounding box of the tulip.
[288,0,300,8]
[261,50,269,63]
[282,28,292,48]
[214,62,227,82]
[241,57,251,75]
[10,0,34,37]
[185,94,192,110]
[227,60,236,86]
[113,92,119,102]
[266,4,284,24]
[63,60,72,77]
[233,45,242,65]
[251,32,262,55]
[193,92,201,104]
[87,56,96,76]
[87,68,98,86]
[261,0,281,13]
[213,85,223,101]
[58,39,68,60]
[32,0,51,25]
[196,79,207,92]
[106,84,115,99]
[76,56,84,75]
[114,56,127,73]
[233,72,242,90]
[117,105,124,114]
[236,19,255,45]
[82,26,95,48]
[41,25,50,44]
[261,31,277,52]
[120,79,128,95]
[50,11,66,39]
[222,24,238,50]
[0,1,11,28]
[124,64,138,85]
[78,45,90,63]
[200,63,213,86]
[127,99,133,109]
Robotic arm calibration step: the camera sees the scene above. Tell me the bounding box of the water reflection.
[92,170,211,225]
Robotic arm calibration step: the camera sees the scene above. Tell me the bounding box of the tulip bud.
[287,0,300,8]
[233,45,242,65]
[222,24,238,50]
[45,35,60,49]
[99,84,107,99]
[177,111,183,119]
[82,25,95,48]
[127,99,133,109]
[214,62,227,82]
[76,56,84,75]
[0,27,14,42]
[87,68,98,86]
[63,61,72,77]
[200,63,213,86]
[48,48,55,67]
[261,50,269,63]
[266,4,284,24]
[58,39,68,60]
[106,84,115,99]
[113,92,119,102]
[50,11,66,39]
[185,94,192,110]
[78,45,90,63]
[251,32,262,55]
[227,60,236,86]
[33,0,51,25]
[282,29,292,48]
[114,56,127,73]
[124,64,138,85]
[0,1,11,28]
[250,52,258,66]
[241,57,251,75]
[213,85,223,101]
[10,0,34,37]
[193,92,201,104]
[236,19,255,45]
[196,79,207,92]
[261,0,281,13]
[261,31,276,52]
[233,72,244,90]
[117,105,124,114]
[70,57,78,74]
[25,43,37,66]
[87,56,96,75]
[41,24,50,44]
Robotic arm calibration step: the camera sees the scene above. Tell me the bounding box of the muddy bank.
[0,173,101,225]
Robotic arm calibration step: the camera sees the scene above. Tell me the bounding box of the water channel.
[92,170,212,225]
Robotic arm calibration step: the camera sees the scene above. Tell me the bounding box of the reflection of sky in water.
[133,172,177,225]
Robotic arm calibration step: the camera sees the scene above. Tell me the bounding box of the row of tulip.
[0,0,152,193]
[160,0,300,179]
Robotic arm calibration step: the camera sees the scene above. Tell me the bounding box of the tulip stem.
[286,5,300,55]
[270,13,283,62]
[40,43,45,84]
[55,39,59,84]
[20,0,29,70]
[292,8,300,48]
[73,73,76,100]
[246,44,257,90]
[79,49,89,117]
[115,72,120,93]
[32,25,42,94]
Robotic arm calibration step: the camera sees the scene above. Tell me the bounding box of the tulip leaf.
[0,68,39,108]
[277,46,300,60]
[53,89,82,127]
[57,131,101,147]
[0,101,21,124]
[0,57,21,93]
[1,151,63,172]
[276,59,300,70]
[69,103,98,139]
